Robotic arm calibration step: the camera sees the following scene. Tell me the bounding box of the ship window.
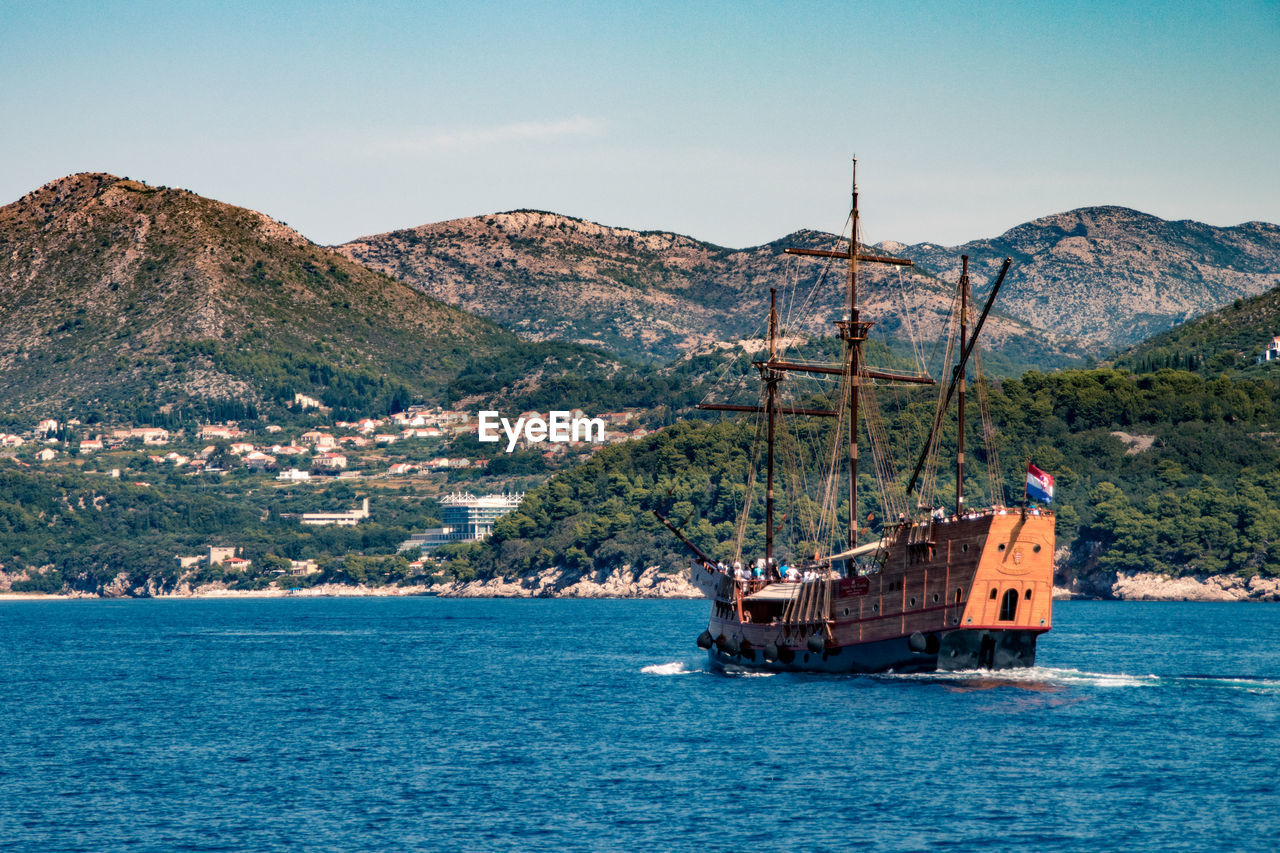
[961,544,969,553]
[932,593,939,603]
[1025,589,1032,600]
[955,589,962,603]
[989,588,998,600]
[872,603,879,613]
[998,543,1006,552]
[1033,544,1042,553]
[841,608,849,616]
[909,596,916,607]
[999,589,1018,621]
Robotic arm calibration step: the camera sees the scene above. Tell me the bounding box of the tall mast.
[765,287,780,567]
[956,255,969,514]
[775,161,923,551]
[844,160,865,550]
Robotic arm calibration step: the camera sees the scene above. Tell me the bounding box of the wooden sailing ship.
[666,162,1055,673]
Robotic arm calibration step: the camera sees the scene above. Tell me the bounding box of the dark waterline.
[2,599,1278,852]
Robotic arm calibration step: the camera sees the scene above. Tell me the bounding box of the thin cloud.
[373,116,607,155]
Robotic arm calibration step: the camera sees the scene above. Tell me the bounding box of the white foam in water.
[641,661,695,676]
[876,666,1156,689]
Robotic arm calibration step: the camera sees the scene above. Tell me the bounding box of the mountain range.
[891,206,1280,347]
[3,173,1280,423]
[339,205,1280,365]
[336,211,1083,369]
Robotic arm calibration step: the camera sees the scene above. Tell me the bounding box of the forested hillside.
[458,368,1280,589]
[1112,282,1280,378]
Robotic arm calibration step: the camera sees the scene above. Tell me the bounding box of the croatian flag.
[1026,463,1054,504]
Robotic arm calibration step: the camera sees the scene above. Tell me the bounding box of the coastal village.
[0,401,649,474]
[0,403,650,596]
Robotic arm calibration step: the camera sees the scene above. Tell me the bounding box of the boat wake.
[641,662,1280,691]
[874,667,1280,693]
[641,660,777,677]
[641,661,699,676]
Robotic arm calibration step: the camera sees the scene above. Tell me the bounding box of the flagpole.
[1022,455,1030,516]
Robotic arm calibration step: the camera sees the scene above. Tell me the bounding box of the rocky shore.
[1107,571,1280,602]
[433,565,701,599]
[4,567,1278,602]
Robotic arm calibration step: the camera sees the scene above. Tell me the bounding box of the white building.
[300,497,370,527]
[398,492,523,553]
[1259,336,1280,364]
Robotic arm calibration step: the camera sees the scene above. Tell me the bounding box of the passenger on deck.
[932,505,946,521]
[784,564,800,582]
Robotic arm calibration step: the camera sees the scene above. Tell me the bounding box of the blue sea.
[2,598,1278,852]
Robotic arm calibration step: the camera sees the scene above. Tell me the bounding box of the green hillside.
[454,368,1280,589]
[1112,283,1280,378]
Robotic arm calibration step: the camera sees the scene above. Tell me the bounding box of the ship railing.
[929,505,1055,524]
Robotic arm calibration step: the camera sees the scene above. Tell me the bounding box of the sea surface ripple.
[2,598,1278,852]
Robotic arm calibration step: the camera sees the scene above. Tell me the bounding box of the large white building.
[399,492,523,553]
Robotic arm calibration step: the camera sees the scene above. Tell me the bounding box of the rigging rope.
[731,383,768,563]
[919,282,964,512]
[974,346,1006,507]
[859,380,905,521]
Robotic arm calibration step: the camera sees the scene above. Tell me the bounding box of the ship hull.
[706,627,1041,674]
[698,510,1055,675]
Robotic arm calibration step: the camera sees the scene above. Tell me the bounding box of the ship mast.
[776,160,926,554]
[698,161,929,564]
[764,288,780,567]
[842,162,867,549]
[956,255,969,514]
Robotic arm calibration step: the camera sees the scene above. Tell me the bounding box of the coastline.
[5,569,1279,601]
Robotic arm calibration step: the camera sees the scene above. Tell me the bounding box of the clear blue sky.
[2,0,1276,247]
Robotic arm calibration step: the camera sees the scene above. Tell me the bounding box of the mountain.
[0,173,518,421]
[337,211,1086,371]
[338,206,1280,367]
[886,206,1280,348]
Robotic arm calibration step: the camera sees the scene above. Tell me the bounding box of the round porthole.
[841,608,849,616]
[909,596,916,607]
[872,603,879,613]
[952,617,960,625]
[932,593,939,603]
[998,543,1006,551]
[961,544,969,553]
[1033,544,1042,553]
